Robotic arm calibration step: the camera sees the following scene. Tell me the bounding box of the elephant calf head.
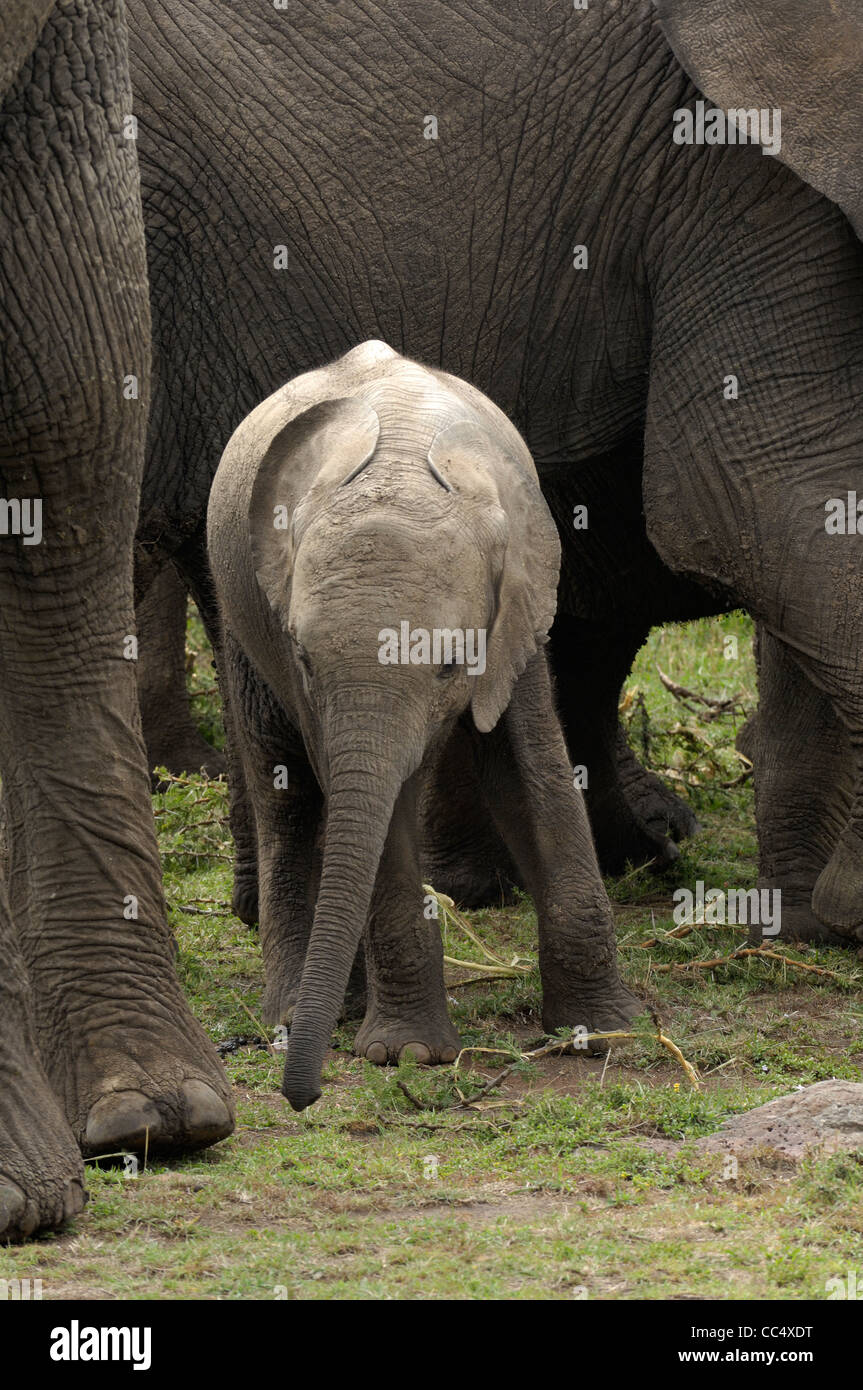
[208,340,561,1108]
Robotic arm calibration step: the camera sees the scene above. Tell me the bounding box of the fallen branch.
[442,953,528,981]
[424,883,533,978]
[392,1021,701,1116]
[649,944,853,984]
[171,905,233,918]
[634,919,747,949]
[720,751,754,789]
[656,666,749,722]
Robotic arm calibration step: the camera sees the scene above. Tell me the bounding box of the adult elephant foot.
[43,936,239,1164]
[76,1032,234,1158]
[231,873,259,927]
[585,777,681,876]
[747,896,853,950]
[84,1080,230,1156]
[0,1101,86,1244]
[147,732,227,792]
[0,895,86,1242]
[614,730,701,850]
[744,629,862,951]
[354,1010,460,1066]
[812,828,863,943]
[541,974,643,1052]
[547,616,700,876]
[14,814,237,1158]
[1,680,237,1159]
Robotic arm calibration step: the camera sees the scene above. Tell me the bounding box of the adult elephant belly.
[128,0,708,886]
[130,0,674,547]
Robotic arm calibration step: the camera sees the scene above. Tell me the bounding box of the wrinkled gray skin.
[129,0,863,947]
[0,0,234,1244]
[208,343,640,1111]
[136,565,225,787]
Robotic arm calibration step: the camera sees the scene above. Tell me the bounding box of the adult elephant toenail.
[178,1080,234,1145]
[84,1091,163,1154]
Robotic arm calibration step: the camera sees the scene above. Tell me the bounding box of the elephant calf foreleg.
[223,640,328,1024]
[472,653,642,1039]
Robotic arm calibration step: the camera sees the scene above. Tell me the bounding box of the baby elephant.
[208,341,639,1110]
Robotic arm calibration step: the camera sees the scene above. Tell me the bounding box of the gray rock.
[698,1080,863,1160]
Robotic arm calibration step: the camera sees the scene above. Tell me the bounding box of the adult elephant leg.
[0,0,233,1155]
[748,626,852,946]
[419,723,522,908]
[470,654,641,1037]
[0,874,85,1240]
[173,532,261,927]
[549,613,693,872]
[355,772,459,1066]
[136,563,226,786]
[644,156,863,945]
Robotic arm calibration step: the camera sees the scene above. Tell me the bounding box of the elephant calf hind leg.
[419,724,522,909]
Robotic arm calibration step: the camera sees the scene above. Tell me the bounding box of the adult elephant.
[0,0,233,1242]
[136,564,226,787]
[128,0,863,944]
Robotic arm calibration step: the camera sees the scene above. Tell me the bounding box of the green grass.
[1,609,861,1299]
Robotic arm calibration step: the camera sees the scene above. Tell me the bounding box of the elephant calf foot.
[541,975,643,1050]
[354,1008,460,1066]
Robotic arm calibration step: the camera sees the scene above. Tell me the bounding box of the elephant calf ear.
[428,421,561,735]
[655,0,863,238]
[249,398,380,621]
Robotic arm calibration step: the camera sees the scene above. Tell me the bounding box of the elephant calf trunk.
[281,753,406,1110]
